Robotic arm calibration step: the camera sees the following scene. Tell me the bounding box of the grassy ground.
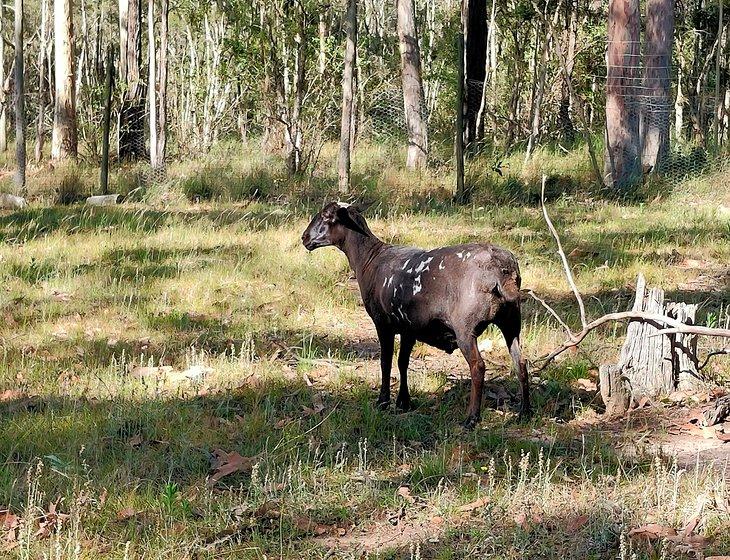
[1,142,729,559]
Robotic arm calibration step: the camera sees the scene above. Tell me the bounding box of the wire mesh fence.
[349,26,729,196]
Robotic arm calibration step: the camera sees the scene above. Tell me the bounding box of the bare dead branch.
[698,348,730,371]
[540,175,587,328]
[527,289,575,339]
[536,309,730,371]
[533,187,730,372]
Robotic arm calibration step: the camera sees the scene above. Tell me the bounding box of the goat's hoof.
[395,396,412,412]
[376,398,390,411]
[463,416,480,430]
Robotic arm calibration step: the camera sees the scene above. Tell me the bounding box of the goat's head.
[302,202,371,251]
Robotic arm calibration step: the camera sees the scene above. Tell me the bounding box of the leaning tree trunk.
[600,274,701,415]
[119,0,146,161]
[51,0,78,160]
[641,0,674,172]
[396,0,428,169]
[14,0,25,192]
[338,0,357,193]
[604,0,641,191]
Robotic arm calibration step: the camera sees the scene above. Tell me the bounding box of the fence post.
[100,47,114,195]
[454,30,466,203]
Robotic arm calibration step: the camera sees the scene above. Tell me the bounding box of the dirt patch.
[316,514,445,554]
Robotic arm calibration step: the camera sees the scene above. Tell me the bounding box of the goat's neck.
[339,231,384,280]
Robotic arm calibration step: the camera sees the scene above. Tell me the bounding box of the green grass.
[0,141,729,558]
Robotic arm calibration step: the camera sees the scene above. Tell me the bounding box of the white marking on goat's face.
[402,259,411,270]
[412,276,422,295]
[336,201,351,208]
[438,259,445,270]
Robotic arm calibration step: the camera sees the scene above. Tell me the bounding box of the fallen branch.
[540,176,587,328]
[532,175,730,373]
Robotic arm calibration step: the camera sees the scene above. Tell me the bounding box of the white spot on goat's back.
[387,276,394,287]
[382,277,388,288]
[456,251,463,259]
[415,257,433,273]
[438,259,445,270]
[413,276,422,295]
[402,259,411,270]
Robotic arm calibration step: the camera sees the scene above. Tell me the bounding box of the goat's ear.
[336,206,369,236]
[351,200,374,214]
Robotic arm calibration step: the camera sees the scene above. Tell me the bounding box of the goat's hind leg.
[457,334,486,430]
[499,319,531,419]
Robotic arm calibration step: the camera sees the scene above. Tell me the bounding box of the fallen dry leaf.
[430,515,445,526]
[665,533,711,550]
[575,378,597,392]
[208,449,257,485]
[0,390,25,402]
[628,523,677,540]
[397,486,415,504]
[566,514,589,534]
[116,506,142,521]
[680,515,701,537]
[457,496,489,513]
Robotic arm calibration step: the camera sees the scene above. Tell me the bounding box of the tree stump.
[600,273,701,415]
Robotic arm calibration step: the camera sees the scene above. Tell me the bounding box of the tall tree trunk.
[318,9,327,75]
[35,0,50,163]
[396,0,428,169]
[0,1,6,153]
[604,0,641,190]
[148,0,157,168]
[559,0,578,146]
[118,0,146,160]
[14,0,25,192]
[156,0,168,165]
[100,47,114,194]
[338,0,357,193]
[641,0,674,172]
[51,0,78,160]
[465,0,487,146]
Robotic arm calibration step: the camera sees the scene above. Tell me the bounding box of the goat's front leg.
[396,335,415,411]
[375,326,395,409]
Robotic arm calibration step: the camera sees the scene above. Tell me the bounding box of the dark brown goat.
[302,202,530,428]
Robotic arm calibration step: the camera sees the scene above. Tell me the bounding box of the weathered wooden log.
[86,194,120,206]
[599,363,630,416]
[0,193,27,209]
[600,273,702,413]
